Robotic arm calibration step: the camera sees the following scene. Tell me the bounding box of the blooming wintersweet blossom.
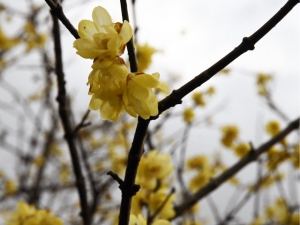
[123,72,164,120]
[136,43,157,72]
[73,6,132,82]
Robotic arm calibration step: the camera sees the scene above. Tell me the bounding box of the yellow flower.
[206,86,215,96]
[6,202,63,225]
[4,180,17,195]
[136,150,173,190]
[136,43,157,72]
[221,125,239,148]
[123,72,162,120]
[148,190,175,219]
[265,120,280,136]
[73,6,132,82]
[233,142,250,158]
[187,155,209,171]
[192,92,205,106]
[183,108,195,123]
[257,73,272,96]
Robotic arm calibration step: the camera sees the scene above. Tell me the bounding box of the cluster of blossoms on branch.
[74,6,166,121]
[5,202,63,225]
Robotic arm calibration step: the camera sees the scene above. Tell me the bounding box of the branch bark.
[51,10,90,225]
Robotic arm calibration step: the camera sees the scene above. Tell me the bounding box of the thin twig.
[51,10,90,225]
[45,0,80,39]
[157,0,299,115]
[120,0,138,72]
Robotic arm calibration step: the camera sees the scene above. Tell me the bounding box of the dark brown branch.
[173,117,300,218]
[118,118,149,225]
[157,0,299,114]
[120,0,138,72]
[51,11,90,225]
[45,0,80,39]
[107,171,124,186]
[73,109,91,134]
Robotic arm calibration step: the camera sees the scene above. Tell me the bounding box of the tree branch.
[51,10,90,225]
[174,117,300,218]
[45,0,79,39]
[120,0,138,72]
[158,0,299,114]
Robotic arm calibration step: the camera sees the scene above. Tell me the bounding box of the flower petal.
[78,20,97,40]
[119,21,132,44]
[92,6,112,30]
[73,39,99,58]
[128,80,149,100]
[133,74,159,88]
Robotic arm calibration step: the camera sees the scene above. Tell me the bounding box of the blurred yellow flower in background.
[6,202,63,225]
[136,43,157,72]
[183,108,195,123]
[221,125,239,148]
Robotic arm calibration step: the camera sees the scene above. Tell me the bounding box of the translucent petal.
[92,7,112,30]
[73,39,98,58]
[78,20,97,40]
[128,81,149,100]
[119,21,133,44]
[133,74,159,88]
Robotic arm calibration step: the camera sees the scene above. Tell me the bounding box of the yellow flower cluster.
[266,147,289,170]
[132,150,175,220]
[256,73,272,96]
[74,6,165,121]
[6,202,63,225]
[220,125,250,158]
[221,125,239,148]
[187,155,214,191]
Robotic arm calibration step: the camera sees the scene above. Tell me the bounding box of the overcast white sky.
[0,0,299,223]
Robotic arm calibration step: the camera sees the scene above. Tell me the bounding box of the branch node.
[107,171,124,186]
[242,37,255,51]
